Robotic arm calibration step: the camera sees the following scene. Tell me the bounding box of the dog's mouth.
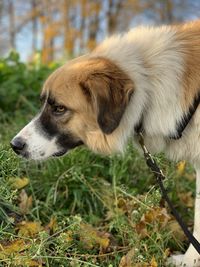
[52,140,84,158]
[52,149,68,157]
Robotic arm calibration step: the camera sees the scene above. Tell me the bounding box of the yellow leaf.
[178,191,194,208]
[14,258,41,267]
[118,248,135,267]
[79,223,110,250]
[16,221,42,237]
[150,256,158,267]
[134,264,148,267]
[10,177,29,189]
[19,189,32,215]
[45,216,57,233]
[0,240,42,266]
[141,208,171,227]
[0,239,30,259]
[164,248,171,259]
[176,161,186,176]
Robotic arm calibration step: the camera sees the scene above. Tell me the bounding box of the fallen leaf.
[117,197,139,215]
[19,189,32,215]
[10,177,29,189]
[45,216,57,233]
[134,264,148,267]
[0,239,42,266]
[79,223,110,251]
[14,257,41,267]
[168,220,186,242]
[150,256,158,267]
[135,221,148,239]
[176,161,186,176]
[16,221,43,237]
[141,207,171,227]
[178,191,194,208]
[135,208,171,239]
[0,239,29,259]
[164,248,171,259]
[118,248,135,267]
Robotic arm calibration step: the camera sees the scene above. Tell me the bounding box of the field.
[0,53,196,267]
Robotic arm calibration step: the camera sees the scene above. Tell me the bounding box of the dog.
[11,20,200,266]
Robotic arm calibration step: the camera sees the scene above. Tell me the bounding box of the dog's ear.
[80,60,134,134]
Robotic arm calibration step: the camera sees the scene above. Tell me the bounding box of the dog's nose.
[10,137,26,154]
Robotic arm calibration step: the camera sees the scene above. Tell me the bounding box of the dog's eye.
[52,105,66,115]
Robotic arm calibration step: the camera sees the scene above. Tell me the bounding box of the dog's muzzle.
[10,136,27,156]
[10,117,83,160]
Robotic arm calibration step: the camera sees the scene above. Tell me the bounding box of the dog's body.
[11,20,200,266]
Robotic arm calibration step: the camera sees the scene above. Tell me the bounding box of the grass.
[0,109,196,267]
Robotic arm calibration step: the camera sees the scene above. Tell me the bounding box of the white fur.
[15,118,60,160]
[168,170,200,267]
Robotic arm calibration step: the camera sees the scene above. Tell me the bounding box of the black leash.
[138,132,200,254]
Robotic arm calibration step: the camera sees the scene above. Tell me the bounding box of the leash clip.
[138,132,165,180]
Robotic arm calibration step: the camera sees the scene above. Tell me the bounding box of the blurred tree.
[41,0,56,63]
[8,0,15,49]
[31,0,39,54]
[79,0,87,52]
[87,1,101,50]
[107,0,123,33]
[160,0,174,23]
[0,0,200,62]
[63,0,76,57]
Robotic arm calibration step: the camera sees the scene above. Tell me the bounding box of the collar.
[135,92,200,140]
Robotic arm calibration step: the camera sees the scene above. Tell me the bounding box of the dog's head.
[10,57,134,160]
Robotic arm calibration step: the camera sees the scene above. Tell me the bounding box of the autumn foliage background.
[1,0,200,62]
[0,0,200,266]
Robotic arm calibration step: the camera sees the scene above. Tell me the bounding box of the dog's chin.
[16,141,83,160]
[18,150,68,161]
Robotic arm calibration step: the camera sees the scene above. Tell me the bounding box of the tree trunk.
[79,0,87,53]
[87,1,100,50]
[31,0,38,54]
[107,0,122,34]
[159,0,174,23]
[8,0,15,49]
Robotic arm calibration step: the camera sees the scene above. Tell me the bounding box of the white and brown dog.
[11,20,200,266]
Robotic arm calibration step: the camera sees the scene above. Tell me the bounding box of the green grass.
[0,53,196,266]
[0,111,196,267]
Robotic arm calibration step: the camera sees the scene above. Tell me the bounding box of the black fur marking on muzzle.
[37,109,83,152]
[56,133,83,150]
[38,109,58,139]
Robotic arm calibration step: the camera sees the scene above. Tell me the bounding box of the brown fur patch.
[175,20,200,111]
[41,57,134,154]
[79,57,134,134]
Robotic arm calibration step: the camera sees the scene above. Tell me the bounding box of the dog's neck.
[92,25,200,153]
[92,26,186,139]
[134,91,200,140]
